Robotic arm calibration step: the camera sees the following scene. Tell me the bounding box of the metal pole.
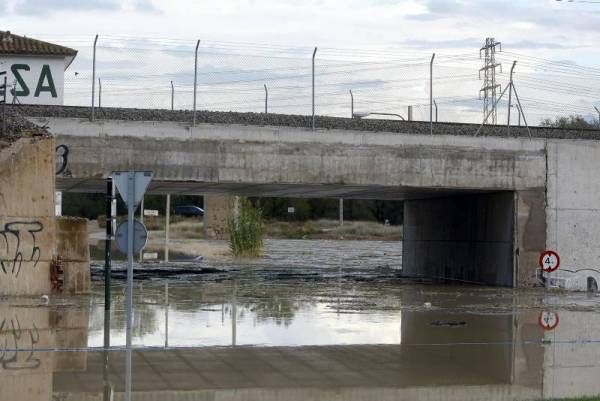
[349,89,353,118]
[98,78,102,109]
[91,34,98,121]
[125,171,135,399]
[171,81,174,111]
[264,84,268,114]
[430,53,435,135]
[2,76,6,136]
[476,84,509,136]
[407,105,413,121]
[104,178,113,311]
[165,194,170,263]
[312,47,317,131]
[594,106,600,129]
[507,61,517,135]
[102,305,112,401]
[511,84,532,138]
[434,100,438,122]
[193,40,200,127]
[140,197,144,225]
[165,282,169,348]
[232,280,237,347]
[339,198,344,226]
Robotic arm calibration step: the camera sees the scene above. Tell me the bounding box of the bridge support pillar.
[203,195,240,240]
[403,192,520,287]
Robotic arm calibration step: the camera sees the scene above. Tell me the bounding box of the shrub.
[227,199,265,257]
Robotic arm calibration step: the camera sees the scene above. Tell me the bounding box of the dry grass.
[265,219,402,241]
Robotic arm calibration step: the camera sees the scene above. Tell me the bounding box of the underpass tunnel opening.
[402,191,516,287]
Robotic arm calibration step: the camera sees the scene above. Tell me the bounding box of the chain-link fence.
[34,34,600,127]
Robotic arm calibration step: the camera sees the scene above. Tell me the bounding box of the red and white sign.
[538,310,560,331]
[539,250,560,273]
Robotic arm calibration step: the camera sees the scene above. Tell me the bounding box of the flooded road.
[3,239,600,400]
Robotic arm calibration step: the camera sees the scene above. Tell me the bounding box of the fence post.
[312,47,317,131]
[171,81,174,111]
[507,61,517,136]
[430,52,435,135]
[264,84,268,114]
[1,74,6,136]
[91,34,98,121]
[193,40,200,127]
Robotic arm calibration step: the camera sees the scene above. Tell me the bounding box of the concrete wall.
[55,217,90,294]
[41,118,547,194]
[0,136,56,296]
[204,195,239,240]
[546,139,600,286]
[403,192,516,286]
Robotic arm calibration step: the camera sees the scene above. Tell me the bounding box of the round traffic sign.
[538,310,560,331]
[115,220,148,254]
[539,250,560,273]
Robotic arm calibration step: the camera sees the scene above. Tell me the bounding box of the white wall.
[0,56,65,105]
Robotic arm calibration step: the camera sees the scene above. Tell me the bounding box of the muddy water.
[4,239,600,400]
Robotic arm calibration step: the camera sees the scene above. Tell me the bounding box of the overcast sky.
[4,0,600,122]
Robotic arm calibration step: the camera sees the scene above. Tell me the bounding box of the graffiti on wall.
[55,144,69,176]
[0,318,41,370]
[0,221,43,277]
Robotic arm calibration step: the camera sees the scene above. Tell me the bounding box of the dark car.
[174,205,204,217]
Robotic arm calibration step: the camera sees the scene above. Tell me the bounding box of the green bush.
[227,199,265,257]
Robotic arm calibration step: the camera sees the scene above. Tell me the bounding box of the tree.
[540,114,596,129]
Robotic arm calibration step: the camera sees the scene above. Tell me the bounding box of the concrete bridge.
[19,105,600,289]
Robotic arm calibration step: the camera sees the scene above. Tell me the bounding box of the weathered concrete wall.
[55,217,90,294]
[38,118,547,194]
[0,136,56,296]
[515,189,547,287]
[546,139,600,284]
[204,195,239,240]
[403,192,516,286]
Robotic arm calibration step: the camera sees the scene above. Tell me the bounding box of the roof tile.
[0,31,77,57]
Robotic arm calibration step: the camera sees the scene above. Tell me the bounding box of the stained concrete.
[0,136,56,295]
[55,217,90,294]
[204,195,239,240]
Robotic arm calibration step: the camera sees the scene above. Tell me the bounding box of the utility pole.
[349,89,353,118]
[594,106,600,128]
[479,38,502,124]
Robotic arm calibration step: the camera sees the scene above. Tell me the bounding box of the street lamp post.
[353,112,406,121]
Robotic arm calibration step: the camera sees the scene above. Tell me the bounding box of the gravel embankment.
[16,104,600,140]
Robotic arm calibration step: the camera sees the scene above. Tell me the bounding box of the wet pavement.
[3,239,600,400]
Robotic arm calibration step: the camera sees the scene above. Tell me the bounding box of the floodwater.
[3,239,600,401]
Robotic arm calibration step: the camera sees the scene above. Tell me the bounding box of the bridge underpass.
[57,177,524,287]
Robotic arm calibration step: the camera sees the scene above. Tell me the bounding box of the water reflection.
[1,281,600,400]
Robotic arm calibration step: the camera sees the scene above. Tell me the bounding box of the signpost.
[112,171,152,400]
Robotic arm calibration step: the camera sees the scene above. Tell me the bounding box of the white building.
[0,31,77,105]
